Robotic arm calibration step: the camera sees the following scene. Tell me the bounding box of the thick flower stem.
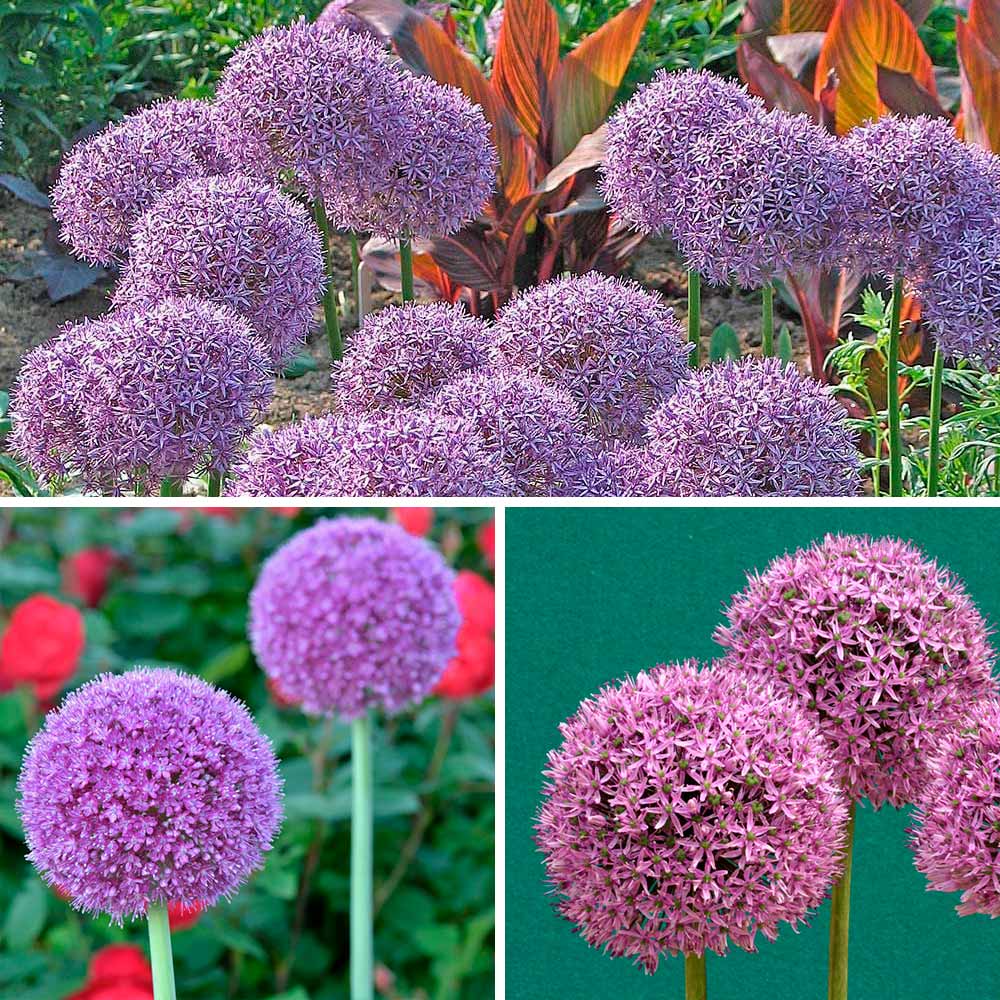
[208,471,222,498]
[313,196,343,362]
[147,903,177,1000]
[887,275,904,497]
[927,345,944,497]
[352,712,374,1000]
[350,230,362,320]
[828,800,856,1000]
[159,478,178,498]
[761,281,774,358]
[687,269,701,368]
[399,235,415,304]
[685,953,707,1000]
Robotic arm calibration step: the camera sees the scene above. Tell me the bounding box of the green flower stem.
[828,800,856,1000]
[352,712,374,1000]
[927,345,944,497]
[761,281,774,358]
[159,478,178,498]
[147,903,177,1000]
[400,235,415,304]
[887,274,904,497]
[313,196,343,361]
[685,953,707,1000]
[350,230,362,320]
[208,471,222,498]
[687,269,701,368]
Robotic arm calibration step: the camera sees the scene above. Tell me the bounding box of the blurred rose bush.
[0,506,495,1000]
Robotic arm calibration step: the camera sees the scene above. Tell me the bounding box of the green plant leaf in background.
[709,322,742,363]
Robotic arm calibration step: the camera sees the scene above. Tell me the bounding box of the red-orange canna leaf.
[738,43,821,119]
[492,0,560,147]
[814,0,937,134]
[549,0,654,163]
[967,0,1000,56]
[740,0,836,38]
[957,15,1000,151]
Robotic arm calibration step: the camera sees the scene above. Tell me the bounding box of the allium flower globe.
[428,367,591,496]
[249,517,460,717]
[602,69,762,235]
[495,273,691,443]
[718,534,997,807]
[114,174,326,368]
[335,302,496,411]
[911,700,1000,916]
[635,358,861,497]
[226,409,513,497]
[10,297,272,494]
[17,668,282,922]
[537,660,847,972]
[52,99,227,264]
[315,0,381,38]
[672,109,857,287]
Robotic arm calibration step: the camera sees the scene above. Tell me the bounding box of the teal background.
[505,507,1000,1000]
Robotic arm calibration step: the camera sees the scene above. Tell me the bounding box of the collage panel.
[0,506,495,1000]
[505,506,1000,999]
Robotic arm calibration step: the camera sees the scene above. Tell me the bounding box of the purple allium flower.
[315,0,381,39]
[536,660,847,971]
[214,20,404,227]
[494,273,691,444]
[717,534,998,808]
[570,441,653,498]
[17,668,282,923]
[427,367,591,496]
[916,220,1000,366]
[249,517,459,717]
[485,4,504,51]
[671,108,858,287]
[113,174,326,368]
[842,115,1000,278]
[51,99,228,265]
[601,69,763,236]
[635,357,861,497]
[226,409,514,497]
[911,700,1000,916]
[9,296,272,495]
[334,302,496,411]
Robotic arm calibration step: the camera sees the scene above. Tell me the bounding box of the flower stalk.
[687,269,701,367]
[350,230,362,320]
[400,235,415,304]
[685,953,707,1000]
[147,902,177,1000]
[887,275,904,497]
[314,195,343,361]
[761,282,774,358]
[352,711,374,1000]
[828,800,856,1000]
[927,346,944,497]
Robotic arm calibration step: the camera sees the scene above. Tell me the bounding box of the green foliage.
[918,2,960,73]
[708,321,741,363]
[0,507,495,1000]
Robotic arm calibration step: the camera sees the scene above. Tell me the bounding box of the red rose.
[88,945,152,988]
[274,507,302,518]
[476,519,495,568]
[62,548,117,608]
[435,625,495,699]
[453,571,495,634]
[392,507,434,537]
[168,900,204,931]
[0,595,85,701]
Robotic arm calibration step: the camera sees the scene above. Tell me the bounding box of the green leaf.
[201,641,250,683]
[262,990,310,1000]
[281,350,319,379]
[778,325,794,368]
[107,593,190,638]
[709,323,741,363]
[3,878,47,950]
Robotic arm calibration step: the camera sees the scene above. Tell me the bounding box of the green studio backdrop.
[505,506,1000,1000]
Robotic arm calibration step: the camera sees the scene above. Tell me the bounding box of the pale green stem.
[761,281,774,358]
[352,712,374,1000]
[887,275,904,497]
[685,953,706,1000]
[927,346,944,497]
[208,471,222,498]
[147,903,177,1000]
[687,269,701,368]
[313,196,343,361]
[828,801,856,1000]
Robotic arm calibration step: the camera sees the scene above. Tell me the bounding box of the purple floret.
[634,357,861,497]
[537,659,848,971]
[51,99,228,265]
[334,302,496,411]
[248,517,460,717]
[226,409,514,498]
[114,174,326,368]
[601,69,763,236]
[9,296,272,495]
[17,668,282,923]
[428,367,591,496]
[494,273,692,444]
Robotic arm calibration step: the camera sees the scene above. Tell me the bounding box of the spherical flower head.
[495,273,692,444]
[0,595,84,702]
[9,297,272,495]
[114,174,325,368]
[214,19,404,228]
[916,220,1000,367]
[428,367,591,496]
[637,357,861,497]
[51,99,228,265]
[717,534,997,807]
[536,660,847,972]
[248,517,460,717]
[335,302,496,412]
[602,69,763,235]
[843,115,1000,278]
[315,0,381,39]
[911,700,1000,916]
[17,668,283,922]
[226,409,514,497]
[672,108,859,287]
[570,441,654,498]
[356,73,497,238]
